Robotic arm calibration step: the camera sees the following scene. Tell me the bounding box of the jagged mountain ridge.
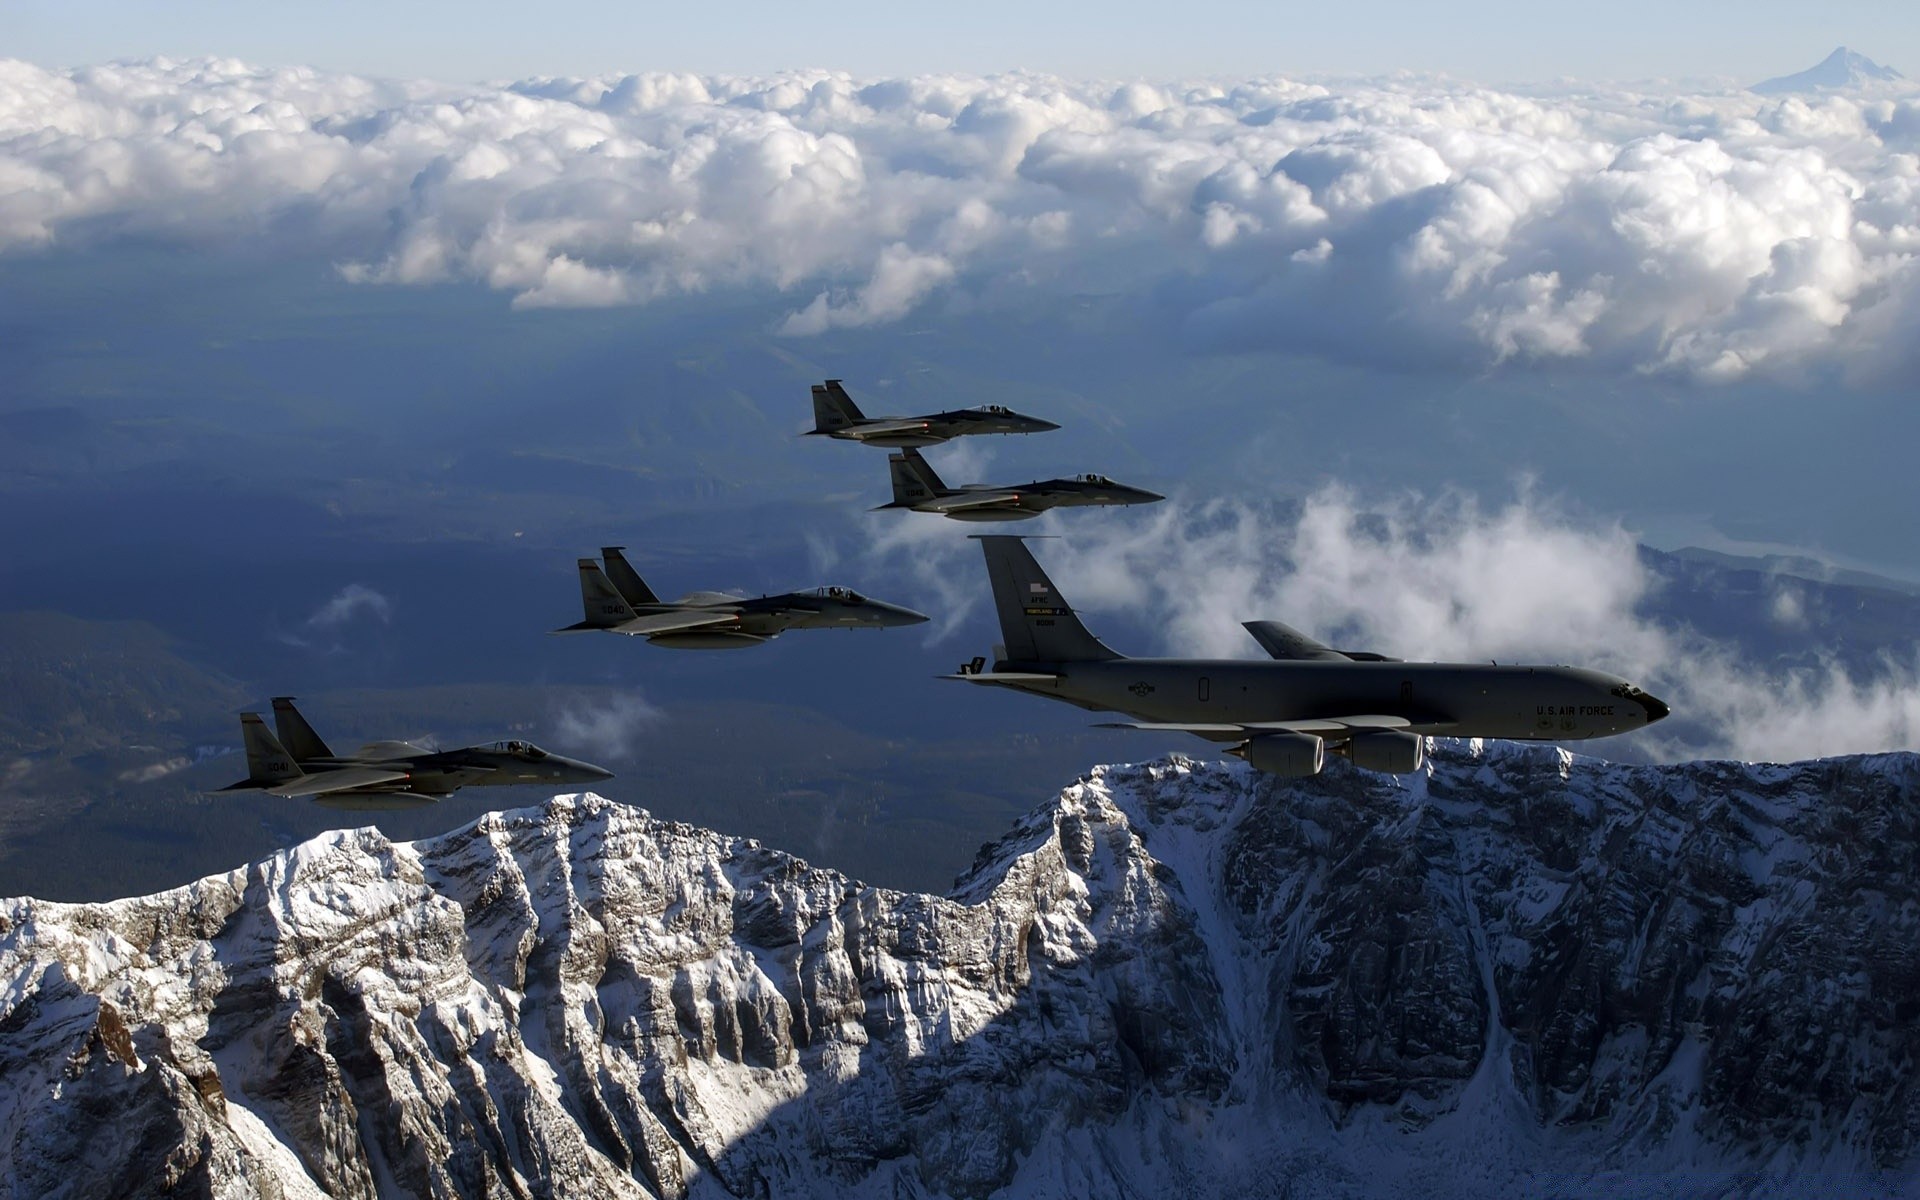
[3,739,1919,1198]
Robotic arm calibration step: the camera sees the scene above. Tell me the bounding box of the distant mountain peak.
[1752,46,1904,94]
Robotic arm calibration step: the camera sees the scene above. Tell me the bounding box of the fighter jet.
[874,448,1163,522]
[807,378,1059,447]
[216,697,613,809]
[945,536,1670,777]
[554,545,928,648]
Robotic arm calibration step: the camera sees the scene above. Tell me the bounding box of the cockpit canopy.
[1609,684,1648,700]
[1078,473,1114,485]
[809,586,865,603]
[486,740,548,760]
[982,404,1011,414]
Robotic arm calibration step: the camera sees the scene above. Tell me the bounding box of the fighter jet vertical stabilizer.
[600,547,661,607]
[271,696,335,760]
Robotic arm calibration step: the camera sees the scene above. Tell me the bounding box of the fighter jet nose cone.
[887,606,931,626]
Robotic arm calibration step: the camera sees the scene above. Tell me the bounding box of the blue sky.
[7,0,1914,83]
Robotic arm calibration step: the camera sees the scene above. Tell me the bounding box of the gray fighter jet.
[807,379,1059,447]
[554,545,928,648]
[216,697,613,809]
[875,448,1163,522]
[945,537,1670,777]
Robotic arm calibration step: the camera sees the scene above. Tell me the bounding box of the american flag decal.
[1029,583,1048,595]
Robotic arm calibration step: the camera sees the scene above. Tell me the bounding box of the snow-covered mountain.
[4,740,1919,1198]
[1753,47,1905,94]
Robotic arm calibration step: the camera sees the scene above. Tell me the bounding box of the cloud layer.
[4,58,1919,378]
[857,486,1920,763]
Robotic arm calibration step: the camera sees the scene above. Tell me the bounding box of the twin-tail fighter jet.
[218,697,612,808]
[555,546,928,648]
[875,448,1163,521]
[945,536,1670,777]
[807,379,1059,447]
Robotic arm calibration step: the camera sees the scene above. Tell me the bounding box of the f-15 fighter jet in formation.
[555,546,928,648]
[807,379,1059,447]
[945,537,1670,777]
[875,448,1163,521]
[217,697,612,808]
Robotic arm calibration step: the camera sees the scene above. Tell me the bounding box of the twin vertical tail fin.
[271,697,334,761]
[557,559,639,631]
[600,546,660,606]
[811,379,865,434]
[230,713,304,788]
[975,536,1121,663]
[883,448,948,508]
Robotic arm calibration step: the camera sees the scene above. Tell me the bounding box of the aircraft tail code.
[240,713,304,784]
[600,546,660,607]
[888,449,946,506]
[811,380,864,432]
[271,696,335,761]
[975,536,1121,664]
[577,560,639,627]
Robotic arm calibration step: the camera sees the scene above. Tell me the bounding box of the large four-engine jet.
[216,697,613,808]
[554,546,928,648]
[807,379,1059,447]
[944,536,1670,777]
[874,448,1163,522]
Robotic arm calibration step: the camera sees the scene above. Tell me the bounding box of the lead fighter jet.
[807,379,1059,447]
[555,546,928,647]
[945,536,1670,777]
[216,697,613,809]
[875,448,1163,521]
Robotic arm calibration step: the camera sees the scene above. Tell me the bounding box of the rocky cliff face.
[4,740,1919,1198]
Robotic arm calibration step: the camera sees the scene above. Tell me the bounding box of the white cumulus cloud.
[3,58,1919,378]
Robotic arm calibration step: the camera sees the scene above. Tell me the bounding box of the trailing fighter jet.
[874,448,1163,522]
[806,379,1060,447]
[944,537,1670,777]
[554,546,928,648]
[216,697,613,809]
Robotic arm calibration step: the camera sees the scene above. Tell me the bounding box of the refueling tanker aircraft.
[554,546,928,648]
[807,378,1060,447]
[944,537,1671,777]
[875,448,1164,521]
[216,697,613,809]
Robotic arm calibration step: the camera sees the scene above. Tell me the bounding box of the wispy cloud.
[549,690,663,763]
[304,584,392,631]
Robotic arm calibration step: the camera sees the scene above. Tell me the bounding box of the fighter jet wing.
[844,418,935,440]
[612,611,742,636]
[920,492,1022,513]
[266,766,413,797]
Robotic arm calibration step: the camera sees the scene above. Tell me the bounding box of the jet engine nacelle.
[1345,730,1425,774]
[1237,731,1325,777]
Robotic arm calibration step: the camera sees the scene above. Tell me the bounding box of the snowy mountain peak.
[5,740,1920,1197]
[1752,46,1905,94]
